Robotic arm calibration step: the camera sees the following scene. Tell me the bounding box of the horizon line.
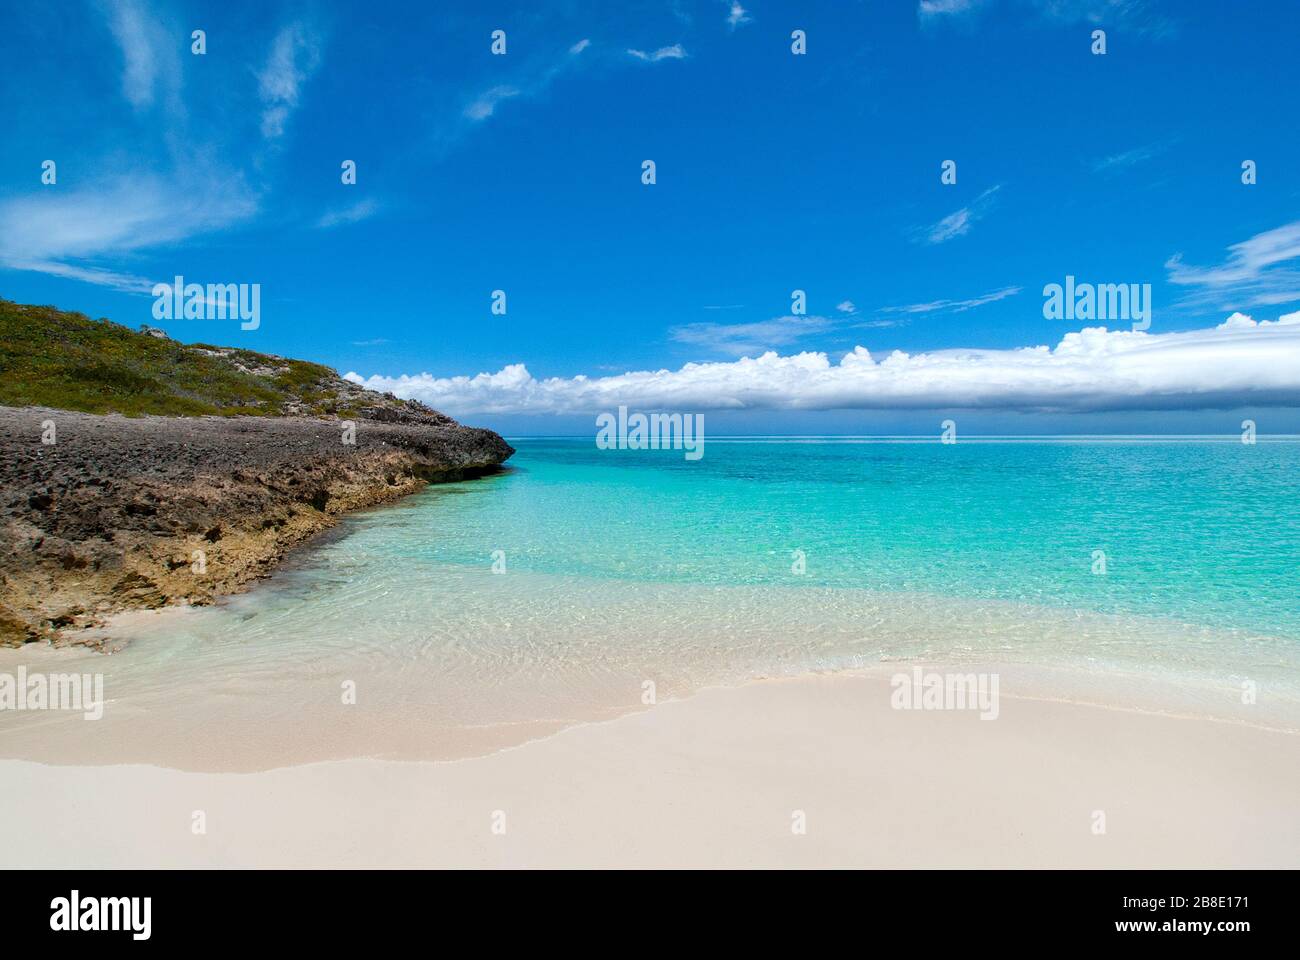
[499,433,1300,442]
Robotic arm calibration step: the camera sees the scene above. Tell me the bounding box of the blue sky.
[3,0,1300,434]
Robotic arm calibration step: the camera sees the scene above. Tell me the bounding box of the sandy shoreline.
[2,669,1296,868]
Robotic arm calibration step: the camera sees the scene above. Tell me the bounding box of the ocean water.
[411,438,1300,637]
[3,437,1298,769]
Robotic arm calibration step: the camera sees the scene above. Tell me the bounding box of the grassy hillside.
[0,298,376,417]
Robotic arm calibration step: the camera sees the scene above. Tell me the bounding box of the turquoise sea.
[3,438,1298,769]
[427,438,1300,638]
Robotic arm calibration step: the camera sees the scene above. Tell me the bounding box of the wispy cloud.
[918,185,1001,245]
[672,290,1016,356]
[0,7,302,295]
[919,0,984,17]
[1031,0,1173,33]
[97,0,183,117]
[925,209,975,244]
[670,315,832,355]
[102,0,162,110]
[0,261,155,294]
[316,198,380,229]
[258,22,323,140]
[0,171,259,292]
[725,2,753,29]
[1166,221,1300,310]
[920,0,1174,35]
[465,85,521,121]
[880,285,1023,315]
[1091,144,1160,174]
[463,39,591,122]
[628,44,687,63]
[347,312,1300,415]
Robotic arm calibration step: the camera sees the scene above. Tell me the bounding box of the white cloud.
[628,44,687,62]
[98,0,181,114]
[0,260,155,294]
[920,186,1000,245]
[1166,220,1300,310]
[0,172,259,291]
[926,209,972,244]
[920,0,981,16]
[257,22,323,139]
[725,3,753,29]
[465,85,521,121]
[1,8,278,294]
[1215,311,1300,333]
[463,40,591,124]
[315,198,380,229]
[836,300,857,314]
[345,313,1300,416]
[881,285,1022,315]
[102,0,158,108]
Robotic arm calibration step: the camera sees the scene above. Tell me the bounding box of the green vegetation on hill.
[0,298,364,417]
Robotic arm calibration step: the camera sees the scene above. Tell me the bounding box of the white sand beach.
[2,670,1296,869]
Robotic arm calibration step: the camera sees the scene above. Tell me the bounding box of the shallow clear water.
[414,438,1300,638]
[2,438,1298,770]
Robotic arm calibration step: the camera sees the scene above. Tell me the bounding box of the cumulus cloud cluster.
[346,312,1300,416]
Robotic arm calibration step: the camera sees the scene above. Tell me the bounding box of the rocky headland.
[0,299,513,646]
